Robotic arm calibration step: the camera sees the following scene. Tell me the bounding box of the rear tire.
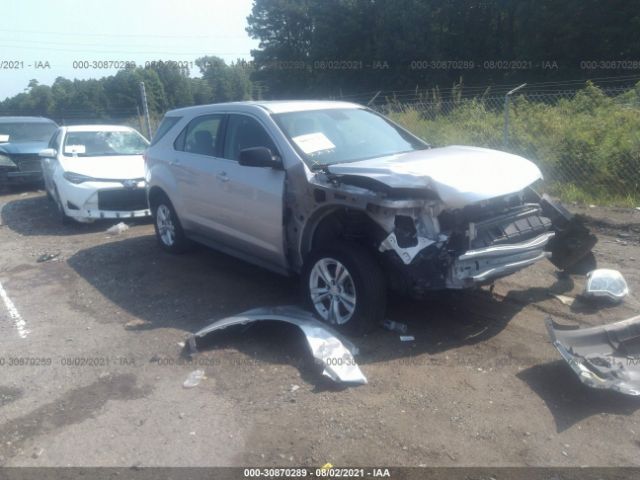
[151,193,190,253]
[302,241,386,336]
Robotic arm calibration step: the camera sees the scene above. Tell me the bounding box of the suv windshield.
[274,108,428,168]
[0,121,57,143]
[63,130,149,157]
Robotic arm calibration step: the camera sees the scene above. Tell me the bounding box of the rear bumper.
[446,231,555,288]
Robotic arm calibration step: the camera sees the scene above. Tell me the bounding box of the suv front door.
[214,114,287,271]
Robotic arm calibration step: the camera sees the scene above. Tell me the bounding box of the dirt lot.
[0,187,639,468]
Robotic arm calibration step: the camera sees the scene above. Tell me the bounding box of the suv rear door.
[172,114,228,236]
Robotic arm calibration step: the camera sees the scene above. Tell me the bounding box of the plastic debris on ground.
[106,222,129,235]
[552,293,576,307]
[546,315,640,396]
[383,319,408,334]
[36,252,60,263]
[583,268,629,303]
[187,305,367,385]
[124,318,153,330]
[183,369,205,388]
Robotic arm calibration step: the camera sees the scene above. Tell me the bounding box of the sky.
[0,0,259,100]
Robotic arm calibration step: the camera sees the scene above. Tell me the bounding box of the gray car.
[145,101,594,336]
[0,116,59,187]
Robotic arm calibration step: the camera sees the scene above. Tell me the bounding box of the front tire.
[152,194,190,253]
[302,242,386,336]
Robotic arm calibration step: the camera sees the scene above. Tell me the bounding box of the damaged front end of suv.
[298,146,594,292]
[283,130,596,335]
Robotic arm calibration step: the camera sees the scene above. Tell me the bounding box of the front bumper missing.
[546,315,640,396]
[187,306,367,385]
[61,183,150,222]
[447,231,555,288]
[67,208,151,223]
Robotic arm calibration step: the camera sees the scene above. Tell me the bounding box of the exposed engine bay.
[290,156,597,298]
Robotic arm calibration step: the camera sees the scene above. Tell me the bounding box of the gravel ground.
[0,188,639,468]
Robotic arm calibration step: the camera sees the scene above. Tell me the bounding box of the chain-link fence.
[364,82,640,207]
[3,81,639,206]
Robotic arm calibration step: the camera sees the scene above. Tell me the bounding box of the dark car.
[0,116,59,187]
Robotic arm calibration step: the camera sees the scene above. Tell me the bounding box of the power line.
[0,44,252,56]
[0,36,250,50]
[0,28,251,40]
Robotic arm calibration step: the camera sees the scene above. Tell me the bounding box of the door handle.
[169,159,181,167]
[216,171,229,182]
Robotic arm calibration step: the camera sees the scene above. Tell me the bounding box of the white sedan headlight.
[63,171,95,184]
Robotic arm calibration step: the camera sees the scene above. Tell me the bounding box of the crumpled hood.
[60,155,145,180]
[327,145,542,208]
[0,141,49,155]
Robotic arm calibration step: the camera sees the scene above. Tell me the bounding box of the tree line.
[247,0,640,96]
[2,0,639,119]
[0,57,254,121]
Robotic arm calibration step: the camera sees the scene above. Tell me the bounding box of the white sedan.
[39,125,151,223]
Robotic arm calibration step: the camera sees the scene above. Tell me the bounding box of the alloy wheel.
[309,257,357,325]
[156,204,176,247]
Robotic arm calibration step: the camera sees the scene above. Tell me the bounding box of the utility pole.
[139,81,152,140]
[135,105,144,135]
[503,83,526,148]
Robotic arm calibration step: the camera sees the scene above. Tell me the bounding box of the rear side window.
[150,116,181,146]
[175,115,224,157]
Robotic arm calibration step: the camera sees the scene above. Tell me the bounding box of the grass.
[387,82,640,208]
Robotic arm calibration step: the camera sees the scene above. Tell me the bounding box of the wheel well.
[148,186,167,210]
[305,208,385,261]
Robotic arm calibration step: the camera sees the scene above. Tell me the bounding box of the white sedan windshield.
[274,108,427,168]
[63,130,149,157]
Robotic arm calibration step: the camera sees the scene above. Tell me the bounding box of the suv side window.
[176,115,223,156]
[223,115,277,161]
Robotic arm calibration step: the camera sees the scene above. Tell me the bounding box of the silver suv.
[145,101,595,335]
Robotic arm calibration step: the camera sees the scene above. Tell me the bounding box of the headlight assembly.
[63,171,95,184]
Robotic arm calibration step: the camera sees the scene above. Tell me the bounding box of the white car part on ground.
[546,315,640,396]
[187,305,367,385]
[584,268,629,303]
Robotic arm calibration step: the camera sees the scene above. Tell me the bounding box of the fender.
[147,163,180,215]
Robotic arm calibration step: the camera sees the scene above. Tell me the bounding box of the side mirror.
[39,148,57,158]
[238,147,281,168]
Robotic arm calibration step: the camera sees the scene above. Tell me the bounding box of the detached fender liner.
[187,305,367,385]
[546,315,640,396]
